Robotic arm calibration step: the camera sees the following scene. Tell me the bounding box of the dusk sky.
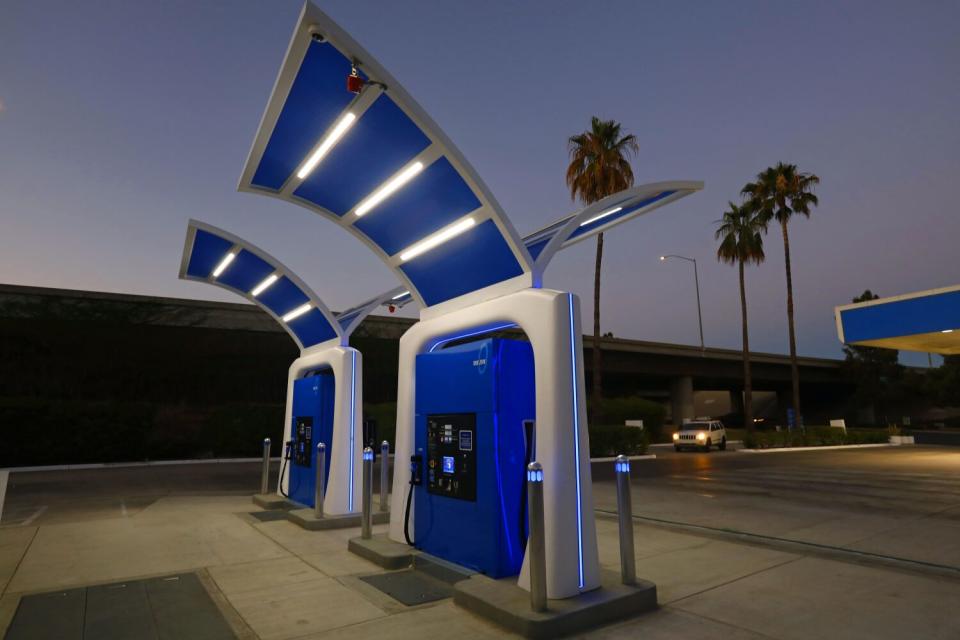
[2,1,957,365]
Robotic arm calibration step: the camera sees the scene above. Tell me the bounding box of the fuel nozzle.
[410,454,423,486]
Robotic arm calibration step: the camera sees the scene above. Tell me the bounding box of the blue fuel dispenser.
[410,338,536,577]
[284,371,336,507]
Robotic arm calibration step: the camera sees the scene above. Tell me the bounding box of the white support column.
[388,288,600,598]
[279,344,363,515]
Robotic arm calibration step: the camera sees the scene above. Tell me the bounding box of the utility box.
[413,338,535,577]
[288,371,335,507]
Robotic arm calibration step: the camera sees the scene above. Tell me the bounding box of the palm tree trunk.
[739,260,753,433]
[781,219,801,426]
[591,232,604,425]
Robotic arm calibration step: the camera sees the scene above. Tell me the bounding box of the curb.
[739,443,895,454]
[650,440,743,449]
[5,457,283,473]
[590,454,657,463]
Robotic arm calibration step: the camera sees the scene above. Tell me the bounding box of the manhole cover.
[360,570,453,606]
[249,510,289,522]
[5,573,235,640]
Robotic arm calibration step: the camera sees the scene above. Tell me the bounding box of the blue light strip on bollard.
[363,449,374,462]
[526,469,544,482]
[567,293,585,589]
[615,461,631,473]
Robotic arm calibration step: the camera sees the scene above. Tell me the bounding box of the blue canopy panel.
[358,183,704,317]
[835,286,960,355]
[239,3,532,310]
[522,182,704,276]
[179,221,342,351]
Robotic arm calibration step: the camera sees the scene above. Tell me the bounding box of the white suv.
[673,420,727,452]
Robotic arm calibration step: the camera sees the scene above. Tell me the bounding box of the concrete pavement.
[2,448,959,638]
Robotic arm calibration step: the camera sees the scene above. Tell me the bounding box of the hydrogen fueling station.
[180,219,403,528]
[228,2,701,633]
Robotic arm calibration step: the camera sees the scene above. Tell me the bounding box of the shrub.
[741,426,889,449]
[588,424,649,457]
[364,402,397,450]
[599,396,666,442]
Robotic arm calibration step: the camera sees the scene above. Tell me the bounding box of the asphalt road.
[594,444,960,514]
[592,445,960,573]
[5,446,960,571]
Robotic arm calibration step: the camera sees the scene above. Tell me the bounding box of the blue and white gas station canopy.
[240,2,700,310]
[835,285,960,355]
[179,220,405,350]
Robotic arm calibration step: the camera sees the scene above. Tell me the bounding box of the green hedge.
[588,424,649,457]
[364,401,397,451]
[597,396,666,442]
[0,395,655,466]
[0,398,283,467]
[743,427,888,449]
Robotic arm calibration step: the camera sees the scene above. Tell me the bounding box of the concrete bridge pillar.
[776,389,791,426]
[671,376,695,424]
[729,390,744,417]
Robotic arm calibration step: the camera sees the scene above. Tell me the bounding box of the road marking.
[21,505,47,526]
[0,470,7,522]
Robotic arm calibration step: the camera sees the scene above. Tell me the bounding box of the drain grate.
[4,573,235,640]
[249,509,290,522]
[360,570,454,606]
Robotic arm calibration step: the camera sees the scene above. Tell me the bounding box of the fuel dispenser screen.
[426,414,476,501]
[294,417,313,466]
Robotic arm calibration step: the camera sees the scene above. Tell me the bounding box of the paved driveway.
[593,445,960,571]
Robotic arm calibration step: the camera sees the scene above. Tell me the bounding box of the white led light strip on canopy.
[282,303,312,322]
[355,161,424,217]
[212,251,236,277]
[579,206,622,227]
[399,217,475,262]
[251,273,279,297]
[392,290,410,300]
[296,112,357,180]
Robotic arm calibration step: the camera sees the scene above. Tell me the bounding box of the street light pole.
[660,254,705,355]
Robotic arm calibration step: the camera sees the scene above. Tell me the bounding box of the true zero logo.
[472,342,489,374]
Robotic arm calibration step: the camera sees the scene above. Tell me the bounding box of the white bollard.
[615,455,636,585]
[527,461,546,612]
[362,447,374,539]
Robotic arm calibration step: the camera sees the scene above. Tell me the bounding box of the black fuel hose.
[403,477,415,545]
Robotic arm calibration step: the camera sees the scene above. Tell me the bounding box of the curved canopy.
[836,285,960,355]
[240,2,532,309]
[179,220,343,350]
[372,182,704,313]
[523,181,703,277]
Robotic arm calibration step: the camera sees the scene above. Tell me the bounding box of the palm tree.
[742,163,819,426]
[566,116,638,425]
[715,202,765,432]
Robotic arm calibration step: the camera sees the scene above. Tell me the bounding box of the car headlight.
[672,433,679,441]
[696,432,706,441]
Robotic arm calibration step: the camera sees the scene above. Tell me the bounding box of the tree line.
[566,117,819,430]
